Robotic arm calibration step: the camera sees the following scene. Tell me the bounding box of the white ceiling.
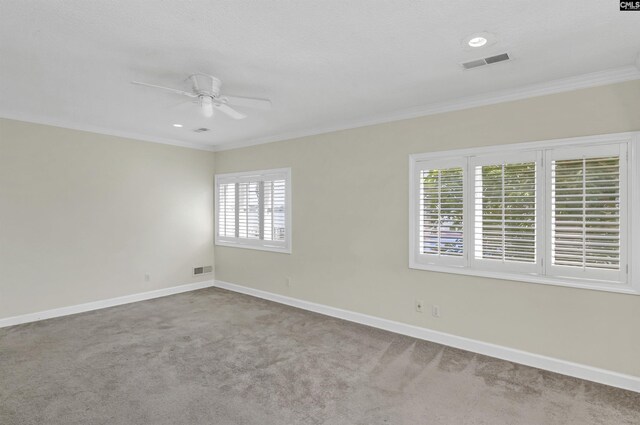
[1,1,639,151]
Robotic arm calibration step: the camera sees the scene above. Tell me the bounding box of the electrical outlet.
[286,277,292,288]
[144,273,151,282]
[432,305,441,318]
[415,299,424,313]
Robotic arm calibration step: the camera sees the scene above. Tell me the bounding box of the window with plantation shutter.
[238,181,260,239]
[417,161,465,267]
[470,153,541,273]
[263,179,287,242]
[216,168,291,253]
[413,160,466,266]
[546,144,626,283]
[410,134,637,294]
[218,182,236,238]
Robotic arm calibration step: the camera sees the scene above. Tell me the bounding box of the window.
[216,168,291,253]
[470,152,542,274]
[546,144,627,283]
[417,159,465,267]
[409,133,639,294]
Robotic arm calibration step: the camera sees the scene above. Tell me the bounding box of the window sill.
[409,261,639,295]
[215,240,291,254]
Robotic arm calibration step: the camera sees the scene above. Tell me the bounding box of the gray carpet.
[1,287,638,425]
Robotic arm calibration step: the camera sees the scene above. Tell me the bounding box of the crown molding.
[2,66,639,154]
[213,65,640,152]
[0,112,217,152]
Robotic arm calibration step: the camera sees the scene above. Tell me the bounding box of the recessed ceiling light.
[173,124,183,128]
[468,36,487,47]
[463,32,496,49]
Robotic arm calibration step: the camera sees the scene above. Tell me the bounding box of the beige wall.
[214,80,640,377]
[0,118,215,318]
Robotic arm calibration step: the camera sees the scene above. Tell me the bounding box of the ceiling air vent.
[462,53,510,70]
[193,127,210,133]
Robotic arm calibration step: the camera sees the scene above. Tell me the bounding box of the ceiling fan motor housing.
[190,73,222,97]
[131,73,270,120]
[199,95,215,117]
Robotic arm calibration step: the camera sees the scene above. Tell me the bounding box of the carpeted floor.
[1,287,638,425]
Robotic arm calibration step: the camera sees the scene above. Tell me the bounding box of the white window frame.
[215,168,292,254]
[409,132,640,295]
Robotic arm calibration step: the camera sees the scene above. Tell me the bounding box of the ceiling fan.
[131,73,271,120]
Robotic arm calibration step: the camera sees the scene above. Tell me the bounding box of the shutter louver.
[551,156,620,270]
[238,181,260,239]
[419,167,464,257]
[474,161,537,264]
[218,183,237,238]
[264,179,286,241]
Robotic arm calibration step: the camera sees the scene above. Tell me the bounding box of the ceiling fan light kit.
[131,73,272,121]
[199,95,215,118]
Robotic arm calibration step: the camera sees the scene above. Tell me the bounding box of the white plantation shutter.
[216,169,291,253]
[414,159,465,267]
[420,168,464,256]
[470,152,541,273]
[547,144,627,283]
[411,136,635,292]
[218,183,237,237]
[264,179,286,242]
[238,181,260,239]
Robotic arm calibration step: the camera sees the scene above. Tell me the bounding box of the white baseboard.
[2,278,636,392]
[213,280,640,393]
[0,280,215,328]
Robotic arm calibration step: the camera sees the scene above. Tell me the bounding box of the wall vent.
[193,127,210,133]
[462,53,510,70]
[193,265,213,275]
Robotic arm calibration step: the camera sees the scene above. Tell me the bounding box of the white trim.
[214,240,292,254]
[0,280,215,328]
[631,134,640,294]
[409,132,640,295]
[214,167,292,180]
[212,66,640,152]
[406,264,638,295]
[213,280,640,393]
[0,112,216,152]
[409,131,638,162]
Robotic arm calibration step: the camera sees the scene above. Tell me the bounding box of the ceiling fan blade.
[222,95,272,110]
[214,103,247,120]
[131,81,198,98]
[172,98,198,112]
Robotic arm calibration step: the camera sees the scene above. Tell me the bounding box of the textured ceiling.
[1,1,639,150]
